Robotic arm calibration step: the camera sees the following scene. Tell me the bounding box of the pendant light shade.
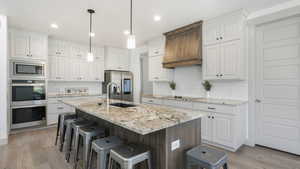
[127,34,136,49]
[127,0,136,49]
[87,9,95,62]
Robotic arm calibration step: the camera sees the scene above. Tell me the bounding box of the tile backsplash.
[48,81,102,95]
[153,66,248,100]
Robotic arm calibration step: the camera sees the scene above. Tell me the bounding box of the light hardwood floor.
[0,127,300,169]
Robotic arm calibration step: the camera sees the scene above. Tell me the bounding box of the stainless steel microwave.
[11,61,45,79]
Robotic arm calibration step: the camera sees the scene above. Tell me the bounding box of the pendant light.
[87,9,95,62]
[127,0,136,49]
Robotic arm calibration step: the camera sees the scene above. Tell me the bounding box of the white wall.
[153,66,248,100]
[0,14,8,145]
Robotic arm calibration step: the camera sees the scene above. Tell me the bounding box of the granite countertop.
[143,95,248,106]
[62,98,207,135]
[48,93,103,98]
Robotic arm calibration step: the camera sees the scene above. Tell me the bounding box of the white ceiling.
[0,0,289,48]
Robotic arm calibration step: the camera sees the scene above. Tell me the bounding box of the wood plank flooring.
[0,127,300,169]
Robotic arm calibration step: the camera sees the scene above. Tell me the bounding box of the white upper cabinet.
[148,37,173,82]
[49,39,70,57]
[148,55,173,82]
[203,10,246,80]
[48,39,105,82]
[105,47,130,71]
[10,29,47,60]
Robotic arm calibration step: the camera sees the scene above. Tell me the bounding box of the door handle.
[255,99,261,103]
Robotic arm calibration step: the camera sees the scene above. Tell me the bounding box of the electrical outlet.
[171,139,180,151]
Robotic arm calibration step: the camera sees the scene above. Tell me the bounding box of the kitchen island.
[62,98,207,169]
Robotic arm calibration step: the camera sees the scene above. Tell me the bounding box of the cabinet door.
[220,15,243,42]
[47,103,59,125]
[148,55,161,81]
[10,31,30,58]
[203,22,221,45]
[94,59,104,81]
[203,44,220,80]
[201,113,213,141]
[49,56,67,80]
[105,50,120,70]
[119,54,130,71]
[219,40,241,79]
[70,58,82,81]
[212,113,235,147]
[30,34,46,60]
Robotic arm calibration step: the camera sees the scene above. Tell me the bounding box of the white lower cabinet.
[47,99,75,125]
[142,97,247,151]
[195,103,246,151]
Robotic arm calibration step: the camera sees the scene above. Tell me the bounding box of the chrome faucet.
[106,82,118,108]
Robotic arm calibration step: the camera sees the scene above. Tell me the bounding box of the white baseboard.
[0,137,8,145]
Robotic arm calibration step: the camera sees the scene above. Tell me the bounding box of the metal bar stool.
[55,112,76,148]
[107,143,152,169]
[62,118,78,153]
[88,136,123,169]
[66,120,95,162]
[74,125,106,169]
[186,145,228,169]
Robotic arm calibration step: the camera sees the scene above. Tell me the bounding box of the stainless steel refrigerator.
[102,70,134,102]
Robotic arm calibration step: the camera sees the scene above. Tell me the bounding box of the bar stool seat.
[88,136,123,169]
[75,125,106,169]
[108,143,152,169]
[55,113,76,147]
[186,145,228,169]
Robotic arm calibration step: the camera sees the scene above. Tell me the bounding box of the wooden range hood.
[163,21,203,68]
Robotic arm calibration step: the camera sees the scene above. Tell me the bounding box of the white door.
[203,44,220,80]
[255,16,300,155]
[30,34,46,60]
[212,113,234,147]
[219,40,240,79]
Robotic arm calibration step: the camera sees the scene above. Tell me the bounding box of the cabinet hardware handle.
[220,37,223,40]
[216,37,219,40]
[212,116,215,119]
[255,99,261,103]
[58,107,64,110]
[149,100,153,102]
[216,74,219,77]
[208,107,216,110]
[220,74,223,77]
[208,116,211,118]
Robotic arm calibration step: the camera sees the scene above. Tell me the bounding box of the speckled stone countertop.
[62,98,207,135]
[143,95,247,106]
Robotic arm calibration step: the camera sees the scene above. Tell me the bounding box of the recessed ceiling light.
[154,15,161,21]
[51,23,58,29]
[89,32,95,37]
[123,30,130,35]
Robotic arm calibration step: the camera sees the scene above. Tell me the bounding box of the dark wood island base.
[77,110,202,169]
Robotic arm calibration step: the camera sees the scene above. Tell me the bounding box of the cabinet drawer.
[193,102,235,115]
[142,98,162,105]
[163,100,193,109]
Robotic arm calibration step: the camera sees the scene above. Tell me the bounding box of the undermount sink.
[110,103,136,108]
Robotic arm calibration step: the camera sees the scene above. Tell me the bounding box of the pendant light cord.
[130,0,133,35]
[89,12,92,53]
